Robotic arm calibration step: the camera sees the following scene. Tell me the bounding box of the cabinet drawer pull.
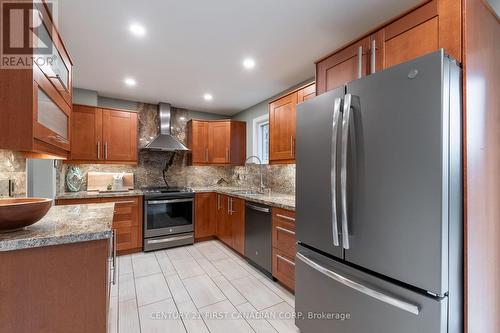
[105,142,108,160]
[276,213,295,222]
[276,254,295,266]
[113,200,136,205]
[97,141,101,159]
[276,226,295,235]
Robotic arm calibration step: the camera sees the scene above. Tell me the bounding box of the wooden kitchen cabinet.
[269,82,315,164]
[216,194,232,246]
[315,0,461,95]
[0,239,109,333]
[102,109,138,162]
[195,193,216,239]
[0,0,73,159]
[69,105,138,164]
[272,207,296,291]
[70,105,102,161]
[187,120,246,166]
[214,194,245,255]
[187,120,209,164]
[55,196,143,255]
[316,37,371,94]
[297,83,316,103]
[229,197,245,256]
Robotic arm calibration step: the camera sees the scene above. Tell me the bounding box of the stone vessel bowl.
[0,198,52,232]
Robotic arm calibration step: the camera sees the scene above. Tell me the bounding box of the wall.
[232,78,314,158]
[0,150,26,197]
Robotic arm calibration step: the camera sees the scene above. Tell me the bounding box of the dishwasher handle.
[245,203,271,213]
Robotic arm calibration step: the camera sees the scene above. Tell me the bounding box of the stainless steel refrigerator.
[295,50,462,332]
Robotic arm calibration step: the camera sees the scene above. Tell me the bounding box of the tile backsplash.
[57,102,295,195]
[0,149,26,197]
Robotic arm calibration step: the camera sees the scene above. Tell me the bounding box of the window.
[253,114,269,164]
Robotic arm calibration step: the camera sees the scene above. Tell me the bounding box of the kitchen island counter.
[0,203,114,251]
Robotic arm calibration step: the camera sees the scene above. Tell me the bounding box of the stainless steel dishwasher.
[245,202,272,274]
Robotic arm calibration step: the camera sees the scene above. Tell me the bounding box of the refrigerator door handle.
[331,97,342,246]
[341,94,352,249]
[296,252,420,315]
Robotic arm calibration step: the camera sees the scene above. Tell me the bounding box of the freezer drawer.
[295,247,448,333]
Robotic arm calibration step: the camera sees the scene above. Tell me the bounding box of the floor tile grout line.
[131,254,143,333]
[158,249,211,333]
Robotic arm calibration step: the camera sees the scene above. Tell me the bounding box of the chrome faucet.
[245,155,265,193]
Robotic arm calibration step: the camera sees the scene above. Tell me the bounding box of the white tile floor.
[109,240,299,333]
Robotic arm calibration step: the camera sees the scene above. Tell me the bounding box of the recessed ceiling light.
[243,58,256,69]
[129,23,146,37]
[124,77,136,86]
[203,93,213,101]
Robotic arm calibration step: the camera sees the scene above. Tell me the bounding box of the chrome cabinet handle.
[48,74,68,92]
[370,39,376,74]
[276,254,295,266]
[105,142,108,160]
[331,98,342,247]
[276,213,295,222]
[227,197,230,214]
[112,200,136,205]
[358,46,363,79]
[340,94,352,249]
[230,198,234,215]
[97,141,101,159]
[110,229,116,285]
[217,194,221,210]
[290,136,294,157]
[296,252,420,315]
[49,134,69,144]
[276,226,295,235]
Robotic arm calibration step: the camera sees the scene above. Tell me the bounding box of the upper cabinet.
[70,105,138,164]
[187,120,246,166]
[316,0,461,95]
[0,0,73,158]
[269,82,315,164]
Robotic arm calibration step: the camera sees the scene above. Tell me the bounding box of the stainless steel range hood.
[143,103,189,151]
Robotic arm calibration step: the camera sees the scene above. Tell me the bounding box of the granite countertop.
[56,186,295,211]
[56,189,144,200]
[0,203,114,251]
[191,186,295,211]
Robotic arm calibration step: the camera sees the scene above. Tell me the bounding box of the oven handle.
[147,198,193,205]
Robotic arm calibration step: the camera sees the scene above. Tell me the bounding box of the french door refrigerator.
[295,50,462,333]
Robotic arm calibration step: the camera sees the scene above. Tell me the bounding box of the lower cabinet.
[214,194,245,255]
[55,196,142,255]
[194,193,216,239]
[272,207,296,291]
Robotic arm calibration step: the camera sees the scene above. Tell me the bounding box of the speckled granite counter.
[56,187,295,210]
[55,189,144,200]
[191,186,295,211]
[0,203,114,251]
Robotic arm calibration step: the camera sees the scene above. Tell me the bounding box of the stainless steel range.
[142,186,194,251]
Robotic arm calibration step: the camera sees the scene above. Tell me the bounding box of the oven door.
[144,197,194,237]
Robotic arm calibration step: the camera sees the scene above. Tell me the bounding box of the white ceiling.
[58,0,422,115]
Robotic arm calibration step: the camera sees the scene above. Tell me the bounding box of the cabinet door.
[208,121,231,164]
[316,37,370,94]
[70,105,102,161]
[383,0,439,68]
[195,193,216,239]
[269,93,297,162]
[297,83,316,103]
[215,194,225,239]
[102,109,138,162]
[230,197,245,255]
[191,121,209,164]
